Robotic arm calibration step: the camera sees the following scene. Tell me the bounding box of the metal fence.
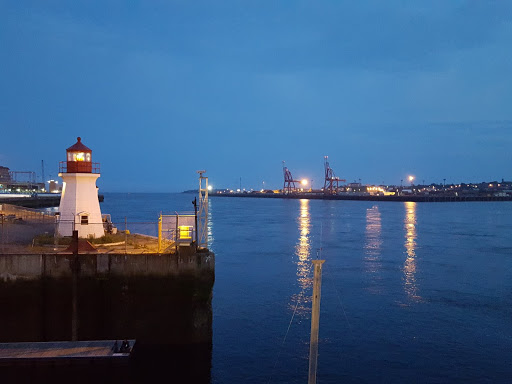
[160,212,196,244]
[0,203,55,223]
[0,211,198,254]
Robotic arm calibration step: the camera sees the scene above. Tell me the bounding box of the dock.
[0,340,134,364]
[0,340,134,383]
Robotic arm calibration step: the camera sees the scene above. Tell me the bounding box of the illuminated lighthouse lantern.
[57,137,104,238]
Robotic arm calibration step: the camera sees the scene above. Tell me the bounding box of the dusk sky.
[1,1,511,192]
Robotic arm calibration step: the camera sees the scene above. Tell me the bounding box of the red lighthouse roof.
[59,137,99,174]
[67,137,91,152]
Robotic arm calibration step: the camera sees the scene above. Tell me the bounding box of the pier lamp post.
[409,176,414,186]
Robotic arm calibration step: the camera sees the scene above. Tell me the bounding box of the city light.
[301,179,308,186]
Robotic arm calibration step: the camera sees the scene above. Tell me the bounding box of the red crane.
[282,161,301,194]
[323,156,346,194]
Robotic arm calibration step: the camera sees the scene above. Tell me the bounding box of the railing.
[0,203,55,223]
[0,214,199,254]
[159,212,197,253]
[59,161,100,174]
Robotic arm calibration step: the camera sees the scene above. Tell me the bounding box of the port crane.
[323,156,345,194]
[282,161,301,194]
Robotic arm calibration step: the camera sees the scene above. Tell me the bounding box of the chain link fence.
[0,205,197,254]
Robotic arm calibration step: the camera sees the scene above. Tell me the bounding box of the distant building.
[0,165,44,192]
[0,166,11,183]
[48,180,62,193]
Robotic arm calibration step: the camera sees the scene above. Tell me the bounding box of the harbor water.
[101,193,512,382]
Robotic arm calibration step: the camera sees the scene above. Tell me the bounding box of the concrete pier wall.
[0,250,214,281]
[0,250,215,382]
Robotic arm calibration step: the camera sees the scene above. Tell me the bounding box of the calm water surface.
[101,193,512,383]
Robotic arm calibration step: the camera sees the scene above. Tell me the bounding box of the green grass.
[33,232,127,245]
[88,233,126,244]
[32,234,72,246]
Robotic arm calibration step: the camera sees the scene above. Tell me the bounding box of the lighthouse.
[57,137,104,238]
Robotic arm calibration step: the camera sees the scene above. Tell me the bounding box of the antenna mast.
[41,160,45,191]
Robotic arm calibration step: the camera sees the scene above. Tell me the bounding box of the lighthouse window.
[81,215,89,225]
[85,153,91,162]
[75,152,85,162]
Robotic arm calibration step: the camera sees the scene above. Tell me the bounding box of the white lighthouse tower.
[57,137,104,238]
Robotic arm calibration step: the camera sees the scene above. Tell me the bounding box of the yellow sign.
[179,226,192,239]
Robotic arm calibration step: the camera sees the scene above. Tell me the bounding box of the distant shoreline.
[210,192,512,203]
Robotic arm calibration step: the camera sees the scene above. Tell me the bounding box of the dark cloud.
[1,1,511,191]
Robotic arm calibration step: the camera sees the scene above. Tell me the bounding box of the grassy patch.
[88,233,127,244]
[33,232,128,246]
[32,234,72,246]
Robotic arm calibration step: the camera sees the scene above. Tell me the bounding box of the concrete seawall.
[0,250,215,381]
[0,251,214,281]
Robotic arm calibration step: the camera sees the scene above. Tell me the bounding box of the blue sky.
[1,1,511,192]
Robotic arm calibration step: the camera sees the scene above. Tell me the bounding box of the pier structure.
[57,137,104,238]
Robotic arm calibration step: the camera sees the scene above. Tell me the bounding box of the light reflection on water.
[364,205,382,272]
[364,205,382,293]
[291,199,313,315]
[403,201,421,301]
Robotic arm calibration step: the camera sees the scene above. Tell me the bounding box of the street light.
[408,176,414,186]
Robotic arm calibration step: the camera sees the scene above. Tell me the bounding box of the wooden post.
[1,213,4,254]
[124,217,127,254]
[71,230,79,341]
[158,213,162,253]
[308,259,325,384]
